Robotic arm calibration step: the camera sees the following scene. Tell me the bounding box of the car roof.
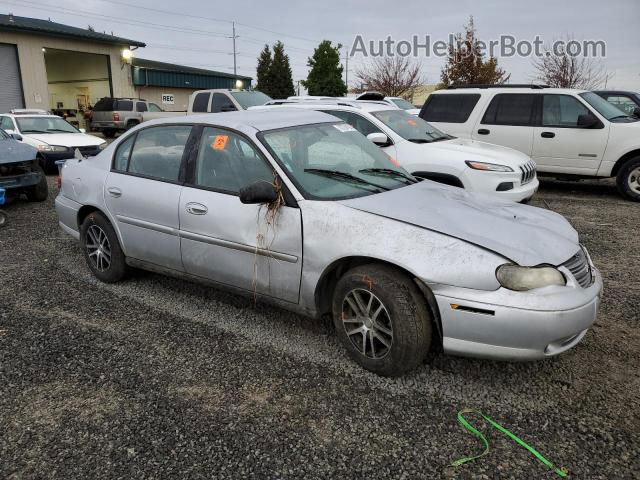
[4,114,60,119]
[254,102,398,115]
[140,108,340,132]
[432,87,589,95]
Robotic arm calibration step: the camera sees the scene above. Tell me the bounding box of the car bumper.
[91,121,125,130]
[0,171,41,190]
[429,266,603,361]
[55,194,82,240]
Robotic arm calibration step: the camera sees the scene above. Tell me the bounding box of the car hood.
[340,181,579,266]
[25,133,104,147]
[0,139,37,164]
[417,137,532,168]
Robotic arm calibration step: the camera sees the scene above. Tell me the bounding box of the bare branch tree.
[353,57,424,98]
[531,36,606,89]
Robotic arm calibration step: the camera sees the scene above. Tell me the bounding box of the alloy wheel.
[628,166,640,194]
[341,288,394,359]
[85,225,112,272]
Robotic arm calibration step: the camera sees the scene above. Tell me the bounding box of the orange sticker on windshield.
[389,156,401,167]
[211,135,229,150]
[407,119,417,126]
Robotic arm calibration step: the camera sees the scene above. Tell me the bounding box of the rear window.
[116,100,133,111]
[93,98,116,111]
[420,94,480,123]
[192,92,211,113]
[481,94,537,126]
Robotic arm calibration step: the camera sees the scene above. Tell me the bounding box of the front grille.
[561,247,593,288]
[519,161,536,185]
[0,160,33,176]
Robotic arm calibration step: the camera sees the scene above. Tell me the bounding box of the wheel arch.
[314,256,443,344]
[612,149,640,177]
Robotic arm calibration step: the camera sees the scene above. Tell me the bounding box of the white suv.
[256,100,538,202]
[419,85,640,201]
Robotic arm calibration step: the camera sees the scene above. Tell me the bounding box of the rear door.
[104,124,194,271]
[179,126,303,303]
[532,94,609,174]
[472,93,537,155]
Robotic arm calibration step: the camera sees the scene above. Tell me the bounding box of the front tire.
[616,156,640,201]
[80,211,128,283]
[332,264,432,377]
[25,167,48,202]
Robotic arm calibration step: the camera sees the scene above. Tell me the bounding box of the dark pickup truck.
[0,128,48,202]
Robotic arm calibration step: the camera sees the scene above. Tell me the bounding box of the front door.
[104,124,194,271]
[179,126,303,303]
[532,94,609,174]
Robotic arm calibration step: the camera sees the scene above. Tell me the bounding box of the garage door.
[0,43,24,113]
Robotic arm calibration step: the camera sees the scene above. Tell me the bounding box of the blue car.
[0,128,47,202]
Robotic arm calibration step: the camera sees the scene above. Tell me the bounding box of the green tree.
[302,40,347,96]
[267,41,295,99]
[439,16,510,88]
[255,44,273,94]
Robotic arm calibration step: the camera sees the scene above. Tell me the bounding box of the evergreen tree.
[255,44,273,94]
[439,16,510,87]
[268,41,295,99]
[302,40,347,96]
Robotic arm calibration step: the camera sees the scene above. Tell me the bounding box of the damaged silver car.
[55,110,602,376]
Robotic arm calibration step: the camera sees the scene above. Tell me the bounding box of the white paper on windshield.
[333,123,356,133]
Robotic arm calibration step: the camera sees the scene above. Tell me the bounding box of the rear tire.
[616,156,640,201]
[0,210,7,228]
[25,167,48,202]
[80,211,128,283]
[125,120,138,130]
[103,129,116,138]
[332,264,432,377]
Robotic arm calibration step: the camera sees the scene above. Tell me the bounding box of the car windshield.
[579,92,630,120]
[16,116,78,134]
[230,91,273,109]
[390,98,416,110]
[371,109,451,142]
[260,122,414,200]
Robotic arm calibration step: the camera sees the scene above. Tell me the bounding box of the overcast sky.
[3,0,639,90]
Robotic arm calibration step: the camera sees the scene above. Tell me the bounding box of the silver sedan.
[55,110,602,376]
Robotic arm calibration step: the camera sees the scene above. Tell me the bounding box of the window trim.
[109,123,197,186]
[481,93,538,127]
[420,93,481,124]
[541,94,601,129]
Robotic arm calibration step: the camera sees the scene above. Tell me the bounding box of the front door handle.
[477,128,490,135]
[186,202,208,215]
[541,131,555,138]
[107,187,122,198]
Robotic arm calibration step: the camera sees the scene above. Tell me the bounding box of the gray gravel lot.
[0,176,638,479]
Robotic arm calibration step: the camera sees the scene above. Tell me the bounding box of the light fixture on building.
[121,48,133,62]
[42,47,46,52]
[235,79,243,89]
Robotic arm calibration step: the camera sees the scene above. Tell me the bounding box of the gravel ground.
[0,176,638,479]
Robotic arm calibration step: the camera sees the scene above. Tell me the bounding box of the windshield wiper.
[46,128,74,133]
[609,115,630,121]
[21,129,47,133]
[407,138,432,143]
[358,168,418,184]
[304,168,389,192]
[430,136,451,142]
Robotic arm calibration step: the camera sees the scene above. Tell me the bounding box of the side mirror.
[577,113,600,129]
[10,133,22,141]
[239,180,278,204]
[367,132,391,146]
[79,128,86,133]
[632,107,640,119]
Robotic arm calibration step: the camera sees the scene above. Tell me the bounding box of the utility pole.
[344,50,349,89]
[232,22,237,78]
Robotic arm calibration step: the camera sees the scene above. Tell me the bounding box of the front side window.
[482,94,536,126]
[148,103,162,112]
[261,122,412,200]
[420,94,480,123]
[15,116,78,134]
[371,109,450,143]
[212,93,237,113]
[127,126,192,182]
[542,95,590,127]
[0,116,14,130]
[193,127,273,194]
[230,91,272,109]
[136,102,148,112]
[191,92,211,113]
[389,98,415,110]
[321,110,383,137]
[0,128,9,140]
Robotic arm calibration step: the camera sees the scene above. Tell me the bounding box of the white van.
[419,85,640,201]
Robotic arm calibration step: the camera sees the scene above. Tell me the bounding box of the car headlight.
[496,264,566,291]
[465,161,513,172]
[98,142,108,150]
[37,144,70,152]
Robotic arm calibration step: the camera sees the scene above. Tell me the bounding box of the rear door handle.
[186,202,208,215]
[541,131,555,138]
[107,187,122,198]
[477,128,490,135]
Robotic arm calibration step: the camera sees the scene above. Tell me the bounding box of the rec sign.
[161,94,175,105]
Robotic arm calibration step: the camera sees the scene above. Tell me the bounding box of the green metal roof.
[0,14,145,47]
[132,58,252,90]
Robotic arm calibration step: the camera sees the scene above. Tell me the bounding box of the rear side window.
[116,100,133,111]
[113,134,136,171]
[126,126,192,182]
[420,94,480,123]
[482,94,536,126]
[192,92,211,113]
[136,102,148,112]
[212,93,237,113]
